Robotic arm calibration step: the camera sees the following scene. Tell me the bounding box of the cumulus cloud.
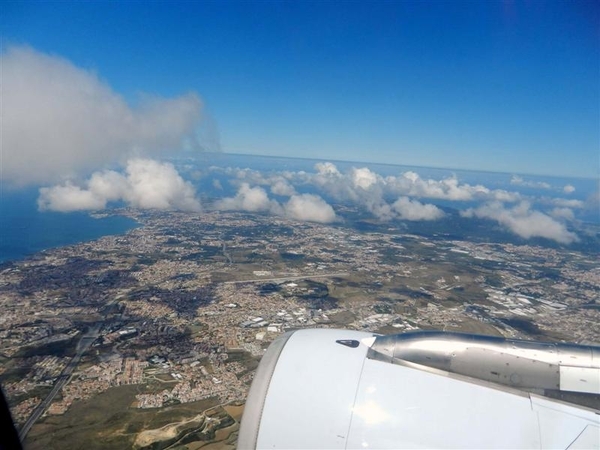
[37,182,108,212]
[214,162,512,222]
[216,167,298,197]
[313,164,452,221]
[291,162,520,221]
[386,171,518,202]
[351,167,379,190]
[38,159,201,212]
[365,202,395,221]
[284,194,337,223]
[215,162,597,228]
[563,184,576,194]
[550,207,575,221]
[123,159,201,210]
[391,197,445,221]
[213,183,282,214]
[510,175,551,190]
[213,183,336,223]
[489,189,522,202]
[303,163,361,203]
[315,162,341,176]
[3,46,202,186]
[550,198,585,209]
[461,202,578,244]
[270,178,296,196]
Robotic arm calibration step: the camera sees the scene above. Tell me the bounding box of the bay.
[0,187,138,264]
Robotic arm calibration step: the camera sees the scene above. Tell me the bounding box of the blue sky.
[3,1,599,177]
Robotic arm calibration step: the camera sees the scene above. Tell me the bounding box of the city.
[1,208,598,449]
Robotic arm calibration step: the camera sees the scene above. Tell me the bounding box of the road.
[18,322,102,442]
[223,272,349,284]
[222,242,233,264]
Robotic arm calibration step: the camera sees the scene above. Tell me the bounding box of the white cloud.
[550,198,585,209]
[351,167,379,190]
[38,182,108,212]
[510,175,524,185]
[3,46,202,186]
[489,190,522,202]
[284,194,337,223]
[213,183,336,223]
[308,165,522,219]
[392,197,445,221]
[309,162,361,203]
[215,163,590,229]
[314,162,341,176]
[365,201,395,221]
[217,167,297,197]
[206,165,592,234]
[386,171,513,202]
[38,159,201,212]
[87,170,130,202]
[462,202,578,244]
[214,183,281,213]
[213,163,523,222]
[510,175,551,190]
[563,184,576,194]
[550,207,575,221]
[269,178,297,196]
[122,159,201,211]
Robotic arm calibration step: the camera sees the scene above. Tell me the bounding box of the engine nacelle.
[239,329,600,449]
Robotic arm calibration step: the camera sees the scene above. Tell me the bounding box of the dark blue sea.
[0,187,138,264]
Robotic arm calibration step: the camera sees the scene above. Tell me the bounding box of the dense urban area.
[1,208,599,449]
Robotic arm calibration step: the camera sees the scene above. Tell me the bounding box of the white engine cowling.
[238,328,600,449]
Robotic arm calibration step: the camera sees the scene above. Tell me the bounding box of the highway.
[18,322,102,442]
[223,272,349,284]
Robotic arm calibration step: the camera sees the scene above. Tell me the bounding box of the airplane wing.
[238,328,600,449]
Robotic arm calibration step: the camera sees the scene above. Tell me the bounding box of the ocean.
[0,187,138,264]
